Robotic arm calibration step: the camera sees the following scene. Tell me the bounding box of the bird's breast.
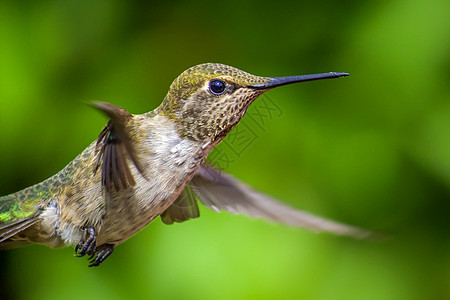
[96,116,207,245]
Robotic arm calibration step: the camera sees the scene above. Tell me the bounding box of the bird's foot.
[75,227,97,257]
[88,244,114,267]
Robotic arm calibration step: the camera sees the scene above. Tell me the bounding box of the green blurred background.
[0,0,449,299]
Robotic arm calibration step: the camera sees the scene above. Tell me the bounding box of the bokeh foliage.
[0,0,449,299]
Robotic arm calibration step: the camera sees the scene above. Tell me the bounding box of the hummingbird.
[0,63,372,267]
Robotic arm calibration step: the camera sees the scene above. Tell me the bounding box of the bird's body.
[0,63,372,266]
[1,113,206,247]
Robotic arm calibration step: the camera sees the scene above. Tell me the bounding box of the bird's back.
[0,147,91,248]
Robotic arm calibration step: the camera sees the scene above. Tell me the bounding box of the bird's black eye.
[209,79,226,95]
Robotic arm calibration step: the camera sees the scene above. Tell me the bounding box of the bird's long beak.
[250,72,350,90]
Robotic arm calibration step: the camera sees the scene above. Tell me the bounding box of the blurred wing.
[189,164,373,239]
[160,186,200,225]
[92,101,145,192]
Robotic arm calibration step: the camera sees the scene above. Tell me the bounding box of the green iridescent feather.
[0,149,86,224]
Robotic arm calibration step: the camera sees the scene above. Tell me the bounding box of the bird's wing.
[168,164,373,238]
[92,101,145,192]
[160,186,200,225]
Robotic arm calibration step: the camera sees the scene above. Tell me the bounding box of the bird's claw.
[74,227,114,267]
[75,227,97,257]
[88,244,114,267]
